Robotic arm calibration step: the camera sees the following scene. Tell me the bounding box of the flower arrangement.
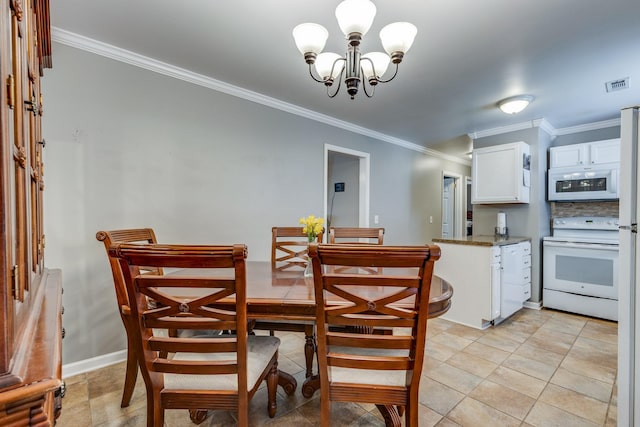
[299,215,324,242]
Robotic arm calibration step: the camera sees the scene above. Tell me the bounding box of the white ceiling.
[50,0,640,158]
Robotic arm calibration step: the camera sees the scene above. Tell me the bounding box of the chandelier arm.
[327,68,344,98]
[376,63,400,84]
[362,77,375,98]
[308,63,326,83]
[329,58,346,82]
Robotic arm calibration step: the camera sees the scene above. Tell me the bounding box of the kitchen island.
[432,235,532,329]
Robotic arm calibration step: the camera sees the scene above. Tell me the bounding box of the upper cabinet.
[549,138,620,168]
[472,141,531,204]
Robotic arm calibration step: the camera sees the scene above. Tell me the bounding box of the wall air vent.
[605,77,629,93]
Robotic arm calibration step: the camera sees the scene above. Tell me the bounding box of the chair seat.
[328,346,410,387]
[165,336,280,391]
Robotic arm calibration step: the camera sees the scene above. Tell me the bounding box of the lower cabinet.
[0,269,63,426]
[433,239,531,329]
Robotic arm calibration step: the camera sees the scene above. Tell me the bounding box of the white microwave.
[548,164,619,201]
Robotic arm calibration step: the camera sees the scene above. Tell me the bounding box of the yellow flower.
[300,215,324,242]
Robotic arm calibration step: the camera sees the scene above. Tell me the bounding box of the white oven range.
[543,216,619,321]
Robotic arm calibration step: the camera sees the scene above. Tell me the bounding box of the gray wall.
[552,127,620,147]
[42,43,470,365]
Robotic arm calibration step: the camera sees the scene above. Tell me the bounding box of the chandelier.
[292,0,417,99]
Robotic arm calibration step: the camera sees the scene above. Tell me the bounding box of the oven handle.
[543,241,619,251]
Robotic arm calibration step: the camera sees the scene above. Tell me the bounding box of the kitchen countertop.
[432,235,531,247]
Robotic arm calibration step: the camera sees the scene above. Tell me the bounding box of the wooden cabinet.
[549,138,620,168]
[0,0,61,425]
[472,141,531,204]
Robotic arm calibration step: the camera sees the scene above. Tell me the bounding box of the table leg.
[277,369,297,395]
[303,324,315,378]
[302,375,320,398]
[375,405,402,427]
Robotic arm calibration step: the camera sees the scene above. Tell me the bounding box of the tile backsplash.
[551,201,619,218]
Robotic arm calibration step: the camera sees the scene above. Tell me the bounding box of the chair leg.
[267,361,279,418]
[147,390,164,427]
[121,337,139,407]
[320,396,331,427]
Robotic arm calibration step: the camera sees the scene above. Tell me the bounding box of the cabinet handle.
[61,327,66,339]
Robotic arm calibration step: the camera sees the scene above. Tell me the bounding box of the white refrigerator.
[619,106,639,426]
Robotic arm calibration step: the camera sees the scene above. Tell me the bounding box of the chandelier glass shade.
[292,0,417,99]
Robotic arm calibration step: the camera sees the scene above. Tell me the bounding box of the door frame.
[442,170,464,238]
[324,144,370,231]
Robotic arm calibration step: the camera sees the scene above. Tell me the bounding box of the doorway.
[441,171,464,238]
[324,145,370,235]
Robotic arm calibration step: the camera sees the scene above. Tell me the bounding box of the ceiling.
[50,0,640,159]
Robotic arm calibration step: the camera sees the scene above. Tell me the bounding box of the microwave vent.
[605,77,629,93]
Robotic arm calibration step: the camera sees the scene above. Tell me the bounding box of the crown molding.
[468,118,556,140]
[554,117,621,135]
[468,116,621,140]
[51,28,470,166]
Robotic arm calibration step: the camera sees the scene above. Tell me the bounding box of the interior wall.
[327,153,359,229]
[42,43,470,365]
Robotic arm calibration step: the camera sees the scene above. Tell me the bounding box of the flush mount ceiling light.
[292,0,417,99]
[498,95,534,114]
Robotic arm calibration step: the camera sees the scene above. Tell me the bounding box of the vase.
[304,259,313,278]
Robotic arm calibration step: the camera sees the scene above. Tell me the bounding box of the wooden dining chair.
[111,243,280,427]
[271,226,324,271]
[308,243,441,427]
[96,228,162,408]
[328,227,385,244]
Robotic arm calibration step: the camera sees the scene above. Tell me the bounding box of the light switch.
[374,215,379,224]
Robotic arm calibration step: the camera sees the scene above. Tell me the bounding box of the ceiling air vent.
[605,77,629,93]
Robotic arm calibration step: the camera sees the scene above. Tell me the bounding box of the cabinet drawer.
[522,244,531,255]
[521,267,531,283]
[521,283,531,301]
[522,254,532,268]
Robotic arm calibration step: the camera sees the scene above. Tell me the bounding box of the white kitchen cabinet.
[549,138,620,168]
[432,238,532,329]
[472,141,530,204]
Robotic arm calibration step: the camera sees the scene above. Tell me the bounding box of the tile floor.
[57,308,618,426]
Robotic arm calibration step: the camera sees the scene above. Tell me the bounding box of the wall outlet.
[334,182,345,192]
[429,216,433,224]
[374,215,379,224]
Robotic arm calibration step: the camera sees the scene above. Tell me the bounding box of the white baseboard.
[62,349,127,379]
[524,301,543,310]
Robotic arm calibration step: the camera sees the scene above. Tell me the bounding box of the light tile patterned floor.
[57,308,618,426]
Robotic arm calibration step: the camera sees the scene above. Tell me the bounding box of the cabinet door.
[472,141,529,204]
[550,144,587,167]
[588,139,620,165]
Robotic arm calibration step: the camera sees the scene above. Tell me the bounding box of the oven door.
[543,240,618,299]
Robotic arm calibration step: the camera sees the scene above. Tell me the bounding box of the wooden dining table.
[170,260,453,427]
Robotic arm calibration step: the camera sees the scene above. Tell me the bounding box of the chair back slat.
[152,360,238,376]
[271,226,323,271]
[328,227,385,245]
[149,337,238,353]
